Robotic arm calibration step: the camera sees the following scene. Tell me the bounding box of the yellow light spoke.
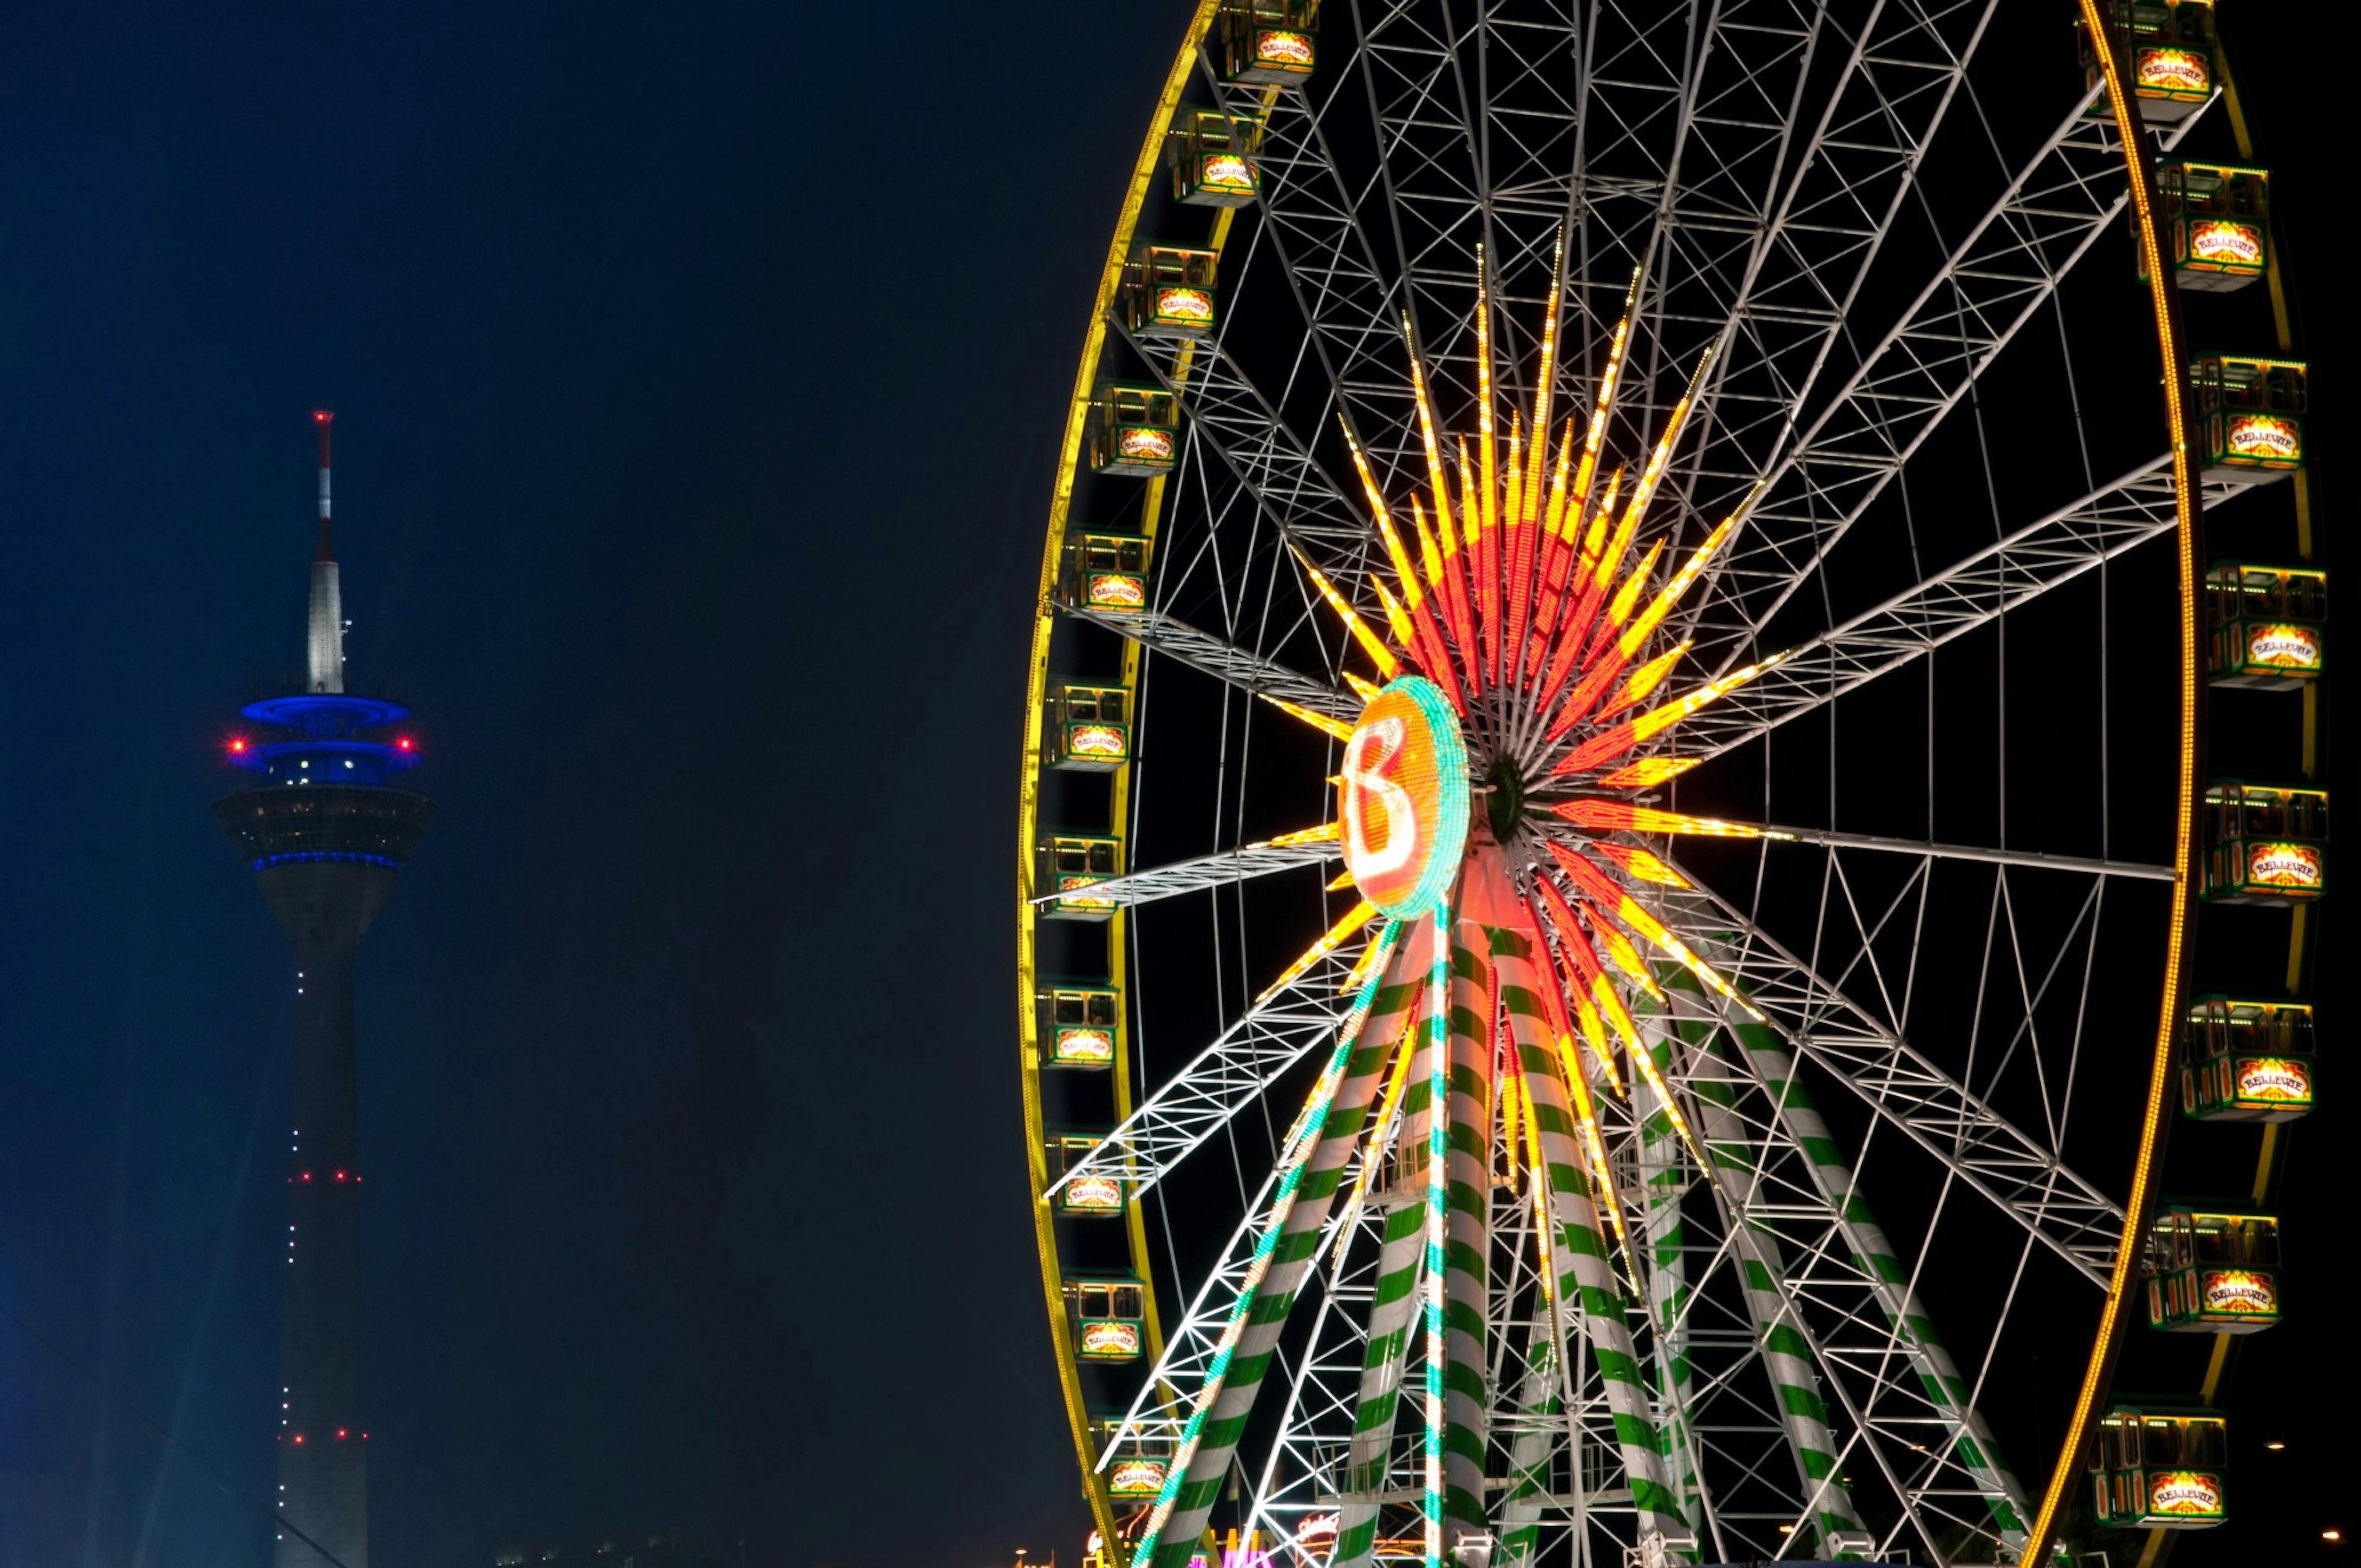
[1352,1015,1420,1206]
[1606,346,1713,548]
[1255,898,1378,1006]
[1606,641,1690,718]
[1367,572,1419,653]
[1569,267,1642,509]
[1269,822,1342,846]
[1294,548,1402,679]
[1591,844,1690,887]
[1257,691,1356,742]
[1550,799,1789,838]
[1554,652,1787,775]
[1552,844,1767,1023]
[1589,916,1666,1001]
[1598,755,1700,788]
[1566,984,1626,1098]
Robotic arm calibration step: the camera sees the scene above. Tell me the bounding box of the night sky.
[0,6,2344,1568]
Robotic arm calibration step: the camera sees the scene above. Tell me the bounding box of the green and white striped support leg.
[1492,1325,1560,1568]
[1135,922,1427,1568]
[1441,928,1497,1556]
[1715,990,2036,1556]
[1487,936,1688,1555]
[1660,980,1869,1555]
[1632,1033,1703,1538]
[1327,1035,1435,1568]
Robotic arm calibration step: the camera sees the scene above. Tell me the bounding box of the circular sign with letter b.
[1339,676,1468,917]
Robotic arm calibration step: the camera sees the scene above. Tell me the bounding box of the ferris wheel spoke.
[1031,836,1343,913]
[1670,456,2248,761]
[1726,823,2167,884]
[1045,925,1371,1207]
[1692,81,2220,667]
[1203,68,1416,497]
[1120,320,1373,566]
[1642,870,2121,1284]
[1666,0,1992,516]
[1059,601,1359,719]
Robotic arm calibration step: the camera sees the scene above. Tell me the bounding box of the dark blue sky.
[0,4,1166,1564]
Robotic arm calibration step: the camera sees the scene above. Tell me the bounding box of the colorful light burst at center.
[1132,243,1801,1568]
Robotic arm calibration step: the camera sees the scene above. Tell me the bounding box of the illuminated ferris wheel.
[1017,4,2321,1567]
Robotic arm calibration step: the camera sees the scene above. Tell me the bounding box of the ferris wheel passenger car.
[1164,106,1260,206]
[2079,0,2217,122]
[1045,1131,1128,1216]
[2143,162,2271,292]
[2181,995,2315,1120]
[2189,354,2307,480]
[1061,529,1153,617]
[2199,780,2328,903]
[2145,1203,2283,1332]
[1039,980,1122,1070]
[1087,381,1180,476]
[1048,681,1133,771]
[2206,562,2326,689]
[1038,830,1123,920]
[1088,1415,1172,1503]
[2090,1405,2229,1530]
[1064,1275,1149,1362]
[1118,243,1220,341]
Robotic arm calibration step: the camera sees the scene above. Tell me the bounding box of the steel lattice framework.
[1016,3,2234,1566]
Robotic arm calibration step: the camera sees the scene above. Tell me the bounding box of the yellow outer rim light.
[1014,2,1225,1551]
[2025,10,2205,1565]
[1338,675,1470,918]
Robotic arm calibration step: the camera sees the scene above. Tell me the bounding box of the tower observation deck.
[213,414,433,1568]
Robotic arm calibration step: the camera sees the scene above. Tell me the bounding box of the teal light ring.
[1364,674,1470,920]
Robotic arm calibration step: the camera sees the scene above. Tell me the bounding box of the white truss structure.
[1030,2,2223,1563]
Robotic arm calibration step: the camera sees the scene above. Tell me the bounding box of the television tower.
[214,414,435,1568]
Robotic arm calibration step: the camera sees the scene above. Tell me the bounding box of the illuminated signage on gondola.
[2246,842,2322,890]
[2147,1471,2226,1519]
[1153,287,1215,325]
[1054,1026,1115,1064]
[2246,624,2322,671]
[1250,30,1316,71]
[2189,221,2263,267]
[1118,427,1177,464]
[2200,1270,2277,1316]
[1066,724,1128,759]
[1108,1458,1168,1495]
[2135,47,2209,94]
[1339,676,1469,917]
[1079,1320,1143,1358]
[1061,1173,1125,1211]
[1197,154,1257,194]
[2225,413,2301,462]
[2236,1056,2312,1103]
[1086,572,1147,610]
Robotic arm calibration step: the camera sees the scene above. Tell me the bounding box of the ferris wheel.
[1017,4,2321,1567]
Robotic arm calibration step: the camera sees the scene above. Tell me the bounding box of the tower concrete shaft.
[218,788,432,1568]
